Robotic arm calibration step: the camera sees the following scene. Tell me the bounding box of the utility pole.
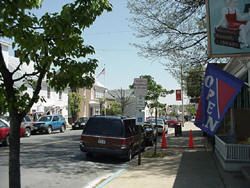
[154,105,158,156]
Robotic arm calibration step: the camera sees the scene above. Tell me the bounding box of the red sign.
[176,90,182,101]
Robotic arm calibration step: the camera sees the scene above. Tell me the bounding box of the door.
[52,116,60,130]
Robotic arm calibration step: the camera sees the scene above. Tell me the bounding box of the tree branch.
[13,71,39,82]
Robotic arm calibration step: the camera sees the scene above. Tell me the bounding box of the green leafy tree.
[0,1,111,187]
[184,65,204,102]
[69,92,81,122]
[106,101,122,115]
[186,104,196,116]
[138,75,173,108]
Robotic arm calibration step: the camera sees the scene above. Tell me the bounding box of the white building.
[0,41,68,121]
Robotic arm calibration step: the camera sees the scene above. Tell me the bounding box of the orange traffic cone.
[161,128,167,149]
[188,130,194,149]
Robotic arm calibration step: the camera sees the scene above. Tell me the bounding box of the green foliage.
[106,101,122,115]
[136,75,173,109]
[108,89,133,115]
[0,0,112,115]
[186,104,196,116]
[0,1,111,187]
[69,92,81,120]
[0,89,7,115]
[185,65,204,98]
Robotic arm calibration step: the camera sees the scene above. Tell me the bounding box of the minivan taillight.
[121,138,129,145]
[80,135,84,141]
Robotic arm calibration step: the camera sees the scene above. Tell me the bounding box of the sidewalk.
[97,122,249,188]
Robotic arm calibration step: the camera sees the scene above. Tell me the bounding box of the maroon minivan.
[80,116,143,161]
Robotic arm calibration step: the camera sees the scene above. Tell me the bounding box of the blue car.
[32,114,66,134]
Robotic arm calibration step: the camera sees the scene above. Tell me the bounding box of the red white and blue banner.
[195,64,244,136]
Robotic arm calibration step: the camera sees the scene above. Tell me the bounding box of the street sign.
[134,78,147,96]
[136,111,145,125]
[136,96,145,110]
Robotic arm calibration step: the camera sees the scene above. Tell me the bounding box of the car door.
[52,115,59,130]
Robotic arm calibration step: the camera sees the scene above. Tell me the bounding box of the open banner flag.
[195,64,244,136]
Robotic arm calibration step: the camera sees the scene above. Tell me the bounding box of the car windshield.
[79,117,88,122]
[39,116,52,122]
[24,115,31,122]
[148,119,164,125]
[83,118,124,137]
[169,117,177,121]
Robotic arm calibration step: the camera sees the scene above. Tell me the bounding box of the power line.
[85,31,132,36]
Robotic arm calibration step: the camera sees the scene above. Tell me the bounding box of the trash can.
[174,124,182,136]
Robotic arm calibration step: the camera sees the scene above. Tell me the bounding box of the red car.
[166,116,181,128]
[0,118,25,146]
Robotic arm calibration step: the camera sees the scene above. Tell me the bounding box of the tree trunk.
[9,113,22,188]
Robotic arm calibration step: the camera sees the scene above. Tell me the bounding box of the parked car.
[166,116,181,128]
[80,116,143,161]
[21,115,34,137]
[0,118,25,146]
[72,117,88,130]
[147,118,168,134]
[135,124,146,151]
[143,122,157,146]
[32,114,66,134]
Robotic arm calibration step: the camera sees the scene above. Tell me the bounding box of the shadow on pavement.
[0,133,128,175]
[173,151,224,188]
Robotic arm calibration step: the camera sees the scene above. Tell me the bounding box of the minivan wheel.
[25,128,31,137]
[125,149,132,161]
[47,126,52,134]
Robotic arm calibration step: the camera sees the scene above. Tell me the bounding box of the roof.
[94,80,105,88]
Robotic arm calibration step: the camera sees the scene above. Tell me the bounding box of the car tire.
[25,128,31,137]
[60,125,65,133]
[3,135,10,146]
[47,126,52,134]
[125,149,132,161]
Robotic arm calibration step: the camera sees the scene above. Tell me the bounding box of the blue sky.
[35,0,182,104]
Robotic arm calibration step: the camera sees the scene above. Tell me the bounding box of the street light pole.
[181,64,184,127]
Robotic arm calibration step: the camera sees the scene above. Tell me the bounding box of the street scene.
[1,0,250,188]
[1,122,249,188]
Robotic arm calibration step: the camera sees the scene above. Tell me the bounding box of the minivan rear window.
[83,118,124,137]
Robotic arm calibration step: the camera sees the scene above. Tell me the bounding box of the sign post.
[134,78,147,125]
[133,78,147,166]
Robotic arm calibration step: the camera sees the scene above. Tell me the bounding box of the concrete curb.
[96,169,126,188]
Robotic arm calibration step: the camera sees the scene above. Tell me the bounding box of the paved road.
[0,129,130,188]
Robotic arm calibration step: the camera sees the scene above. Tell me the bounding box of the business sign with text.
[194,64,244,136]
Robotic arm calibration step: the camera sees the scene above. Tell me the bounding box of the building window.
[59,91,62,100]
[47,87,50,99]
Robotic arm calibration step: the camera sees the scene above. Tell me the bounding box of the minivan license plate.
[98,139,106,144]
